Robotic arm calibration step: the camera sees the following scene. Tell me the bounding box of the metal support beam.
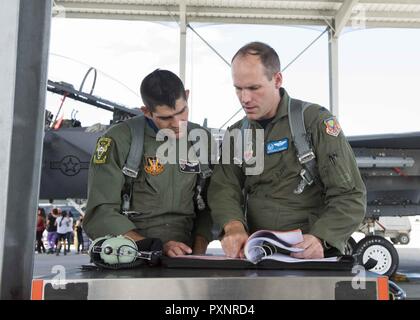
[334,0,359,37]
[328,27,339,117]
[0,0,20,295]
[179,0,187,83]
[0,0,51,299]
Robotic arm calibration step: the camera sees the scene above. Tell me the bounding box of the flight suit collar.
[275,87,290,122]
[145,117,158,137]
[144,117,194,140]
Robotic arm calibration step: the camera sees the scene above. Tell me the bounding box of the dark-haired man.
[84,69,214,257]
[208,42,366,259]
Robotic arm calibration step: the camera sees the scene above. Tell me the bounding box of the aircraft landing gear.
[345,237,357,255]
[354,235,399,277]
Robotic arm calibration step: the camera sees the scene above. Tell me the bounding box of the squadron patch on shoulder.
[93,137,112,164]
[324,117,341,137]
[144,156,165,176]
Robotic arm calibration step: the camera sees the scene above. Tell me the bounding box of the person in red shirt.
[36,207,46,254]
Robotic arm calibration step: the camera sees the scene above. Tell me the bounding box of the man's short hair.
[231,42,281,80]
[140,69,186,112]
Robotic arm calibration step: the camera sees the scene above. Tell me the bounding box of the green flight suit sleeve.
[305,106,366,253]
[83,123,137,240]
[207,127,247,237]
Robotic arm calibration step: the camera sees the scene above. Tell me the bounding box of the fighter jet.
[41,75,141,200]
[42,67,420,277]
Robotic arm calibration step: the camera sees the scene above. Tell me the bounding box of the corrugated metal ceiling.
[53,0,420,29]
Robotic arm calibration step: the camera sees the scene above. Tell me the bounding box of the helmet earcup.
[100,236,138,264]
[88,236,111,263]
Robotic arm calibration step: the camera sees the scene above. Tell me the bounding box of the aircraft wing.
[40,127,105,199]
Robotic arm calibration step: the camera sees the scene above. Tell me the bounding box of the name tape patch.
[266,138,288,155]
[179,159,201,173]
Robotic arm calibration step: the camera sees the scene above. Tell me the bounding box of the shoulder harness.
[120,115,212,216]
[238,98,322,194]
[288,98,322,194]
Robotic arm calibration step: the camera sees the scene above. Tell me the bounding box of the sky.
[47,18,420,136]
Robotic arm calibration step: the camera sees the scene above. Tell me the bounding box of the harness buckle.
[122,166,138,178]
[299,169,314,186]
[298,151,315,164]
[122,210,142,218]
[294,169,314,194]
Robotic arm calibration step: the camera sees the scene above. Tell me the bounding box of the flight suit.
[84,119,213,246]
[208,88,366,253]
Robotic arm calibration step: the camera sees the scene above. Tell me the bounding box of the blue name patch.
[266,138,289,155]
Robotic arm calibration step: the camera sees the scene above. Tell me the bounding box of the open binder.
[161,254,358,271]
[162,229,363,271]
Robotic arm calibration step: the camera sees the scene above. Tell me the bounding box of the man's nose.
[240,89,251,104]
[172,114,186,128]
[173,113,183,124]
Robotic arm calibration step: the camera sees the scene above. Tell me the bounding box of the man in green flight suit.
[208,42,366,259]
[84,69,214,257]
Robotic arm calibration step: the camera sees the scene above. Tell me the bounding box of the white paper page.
[244,229,305,263]
[264,253,339,263]
[246,236,303,253]
[244,238,303,264]
[173,254,242,261]
[248,229,303,245]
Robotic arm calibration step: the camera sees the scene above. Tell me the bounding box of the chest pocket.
[131,169,161,214]
[177,166,199,213]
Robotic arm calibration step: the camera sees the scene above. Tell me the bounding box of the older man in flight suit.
[84,69,213,257]
[208,42,366,259]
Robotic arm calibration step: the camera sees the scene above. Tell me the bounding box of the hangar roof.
[53,0,420,30]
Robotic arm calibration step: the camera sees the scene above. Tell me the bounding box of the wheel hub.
[362,245,392,275]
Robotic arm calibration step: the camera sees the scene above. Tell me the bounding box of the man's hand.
[164,241,192,257]
[192,235,208,255]
[291,234,324,259]
[221,220,248,258]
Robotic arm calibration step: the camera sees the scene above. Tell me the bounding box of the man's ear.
[185,89,190,101]
[140,106,152,118]
[274,72,283,89]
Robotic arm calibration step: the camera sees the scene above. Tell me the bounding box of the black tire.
[345,237,357,255]
[354,235,399,277]
[398,233,410,245]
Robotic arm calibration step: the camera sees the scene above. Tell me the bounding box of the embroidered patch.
[93,137,112,164]
[144,156,165,176]
[266,138,288,155]
[324,117,341,137]
[179,159,201,173]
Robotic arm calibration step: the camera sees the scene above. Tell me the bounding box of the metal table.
[32,265,389,300]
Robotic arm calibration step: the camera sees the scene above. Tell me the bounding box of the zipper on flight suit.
[329,153,338,166]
